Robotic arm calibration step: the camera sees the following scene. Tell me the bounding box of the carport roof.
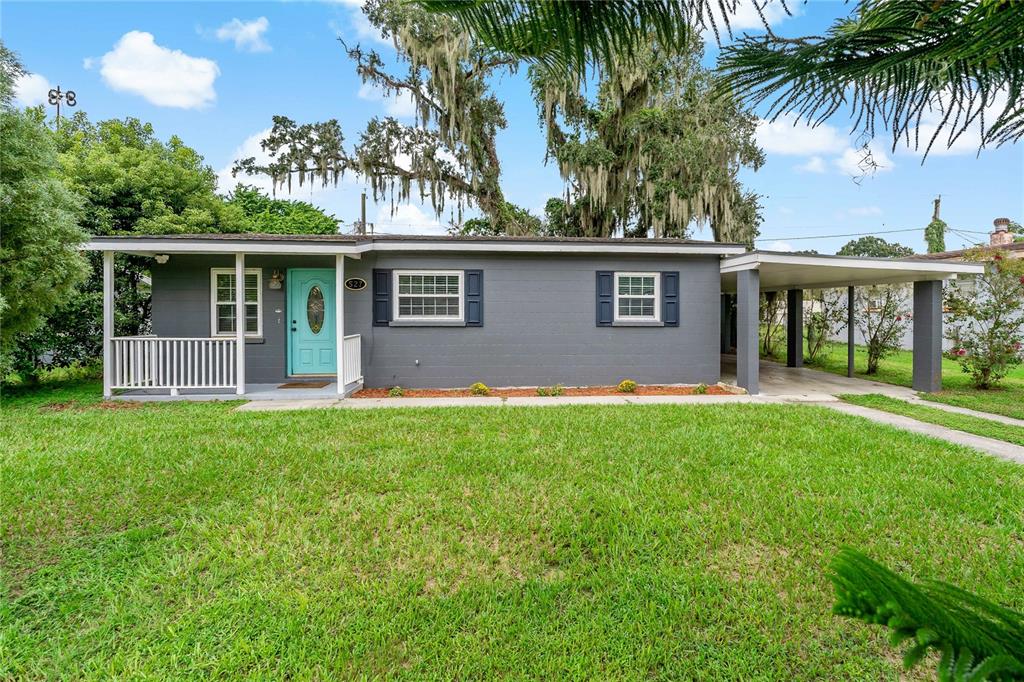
[720,251,984,293]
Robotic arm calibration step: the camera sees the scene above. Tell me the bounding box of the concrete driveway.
[720,355,917,401]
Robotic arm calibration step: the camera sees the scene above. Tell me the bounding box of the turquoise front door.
[288,269,337,375]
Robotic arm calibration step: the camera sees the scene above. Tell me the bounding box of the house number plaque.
[344,277,367,291]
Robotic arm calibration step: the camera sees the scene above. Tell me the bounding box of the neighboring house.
[85,234,981,397]
[831,218,1021,350]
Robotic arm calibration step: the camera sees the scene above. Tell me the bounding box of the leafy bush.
[388,386,404,398]
[469,382,490,396]
[617,379,637,393]
[694,383,708,395]
[856,285,911,374]
[944,248,1024,389]
[536,384,564,397]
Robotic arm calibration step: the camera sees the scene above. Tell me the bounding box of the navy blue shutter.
[464,270,483,326]
[596,271,614,326]
[372,269,391,326]
[662,271,680,326]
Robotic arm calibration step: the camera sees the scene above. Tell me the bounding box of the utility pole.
[932,195,941,221]
[47,86,76,129]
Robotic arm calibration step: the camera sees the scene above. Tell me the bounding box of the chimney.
[991,217,1013,247]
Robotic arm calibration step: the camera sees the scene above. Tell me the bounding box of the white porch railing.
[111,337,237,390]
[342,334,362,386]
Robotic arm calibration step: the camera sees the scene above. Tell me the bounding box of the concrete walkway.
[819,401,1024,464]
[234,393,759,412]
[901,396,1024,427]
[720,355,917,401]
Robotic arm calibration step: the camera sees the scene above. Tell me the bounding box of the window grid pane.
[616,274,657,319]
[214,270,260,334]
[396,273,461,318]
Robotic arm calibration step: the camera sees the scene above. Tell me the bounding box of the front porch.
[98,243,365,399]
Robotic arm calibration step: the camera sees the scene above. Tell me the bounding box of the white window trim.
[210,268,263,337]
[614,271,661,322]
[393,269,464,322]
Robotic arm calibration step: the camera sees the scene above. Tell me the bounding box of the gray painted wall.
[151,252,722,388]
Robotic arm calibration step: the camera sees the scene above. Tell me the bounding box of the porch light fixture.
[268,270,284,289]
[154,254,169,264]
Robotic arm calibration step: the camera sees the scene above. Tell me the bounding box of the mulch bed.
[353,384,741,399]
[40,400,143,412]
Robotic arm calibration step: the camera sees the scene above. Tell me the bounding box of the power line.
[756,226,991,243]
[754,227,923,242]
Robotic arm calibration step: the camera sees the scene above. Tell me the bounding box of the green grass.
[793,341,1024,421]
[839,393,1024,446]
[3,381,1024,679]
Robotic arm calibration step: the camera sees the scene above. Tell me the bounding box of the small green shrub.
[537,384,565,397]
[388,386,404,398]
[694,383,708,395]
[469,382,490,396]
[617,379,637,393]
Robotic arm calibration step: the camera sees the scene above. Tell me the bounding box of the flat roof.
[84,233,749,256]
[721,251,985,292]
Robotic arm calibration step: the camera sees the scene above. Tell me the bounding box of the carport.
[719,252,984,395]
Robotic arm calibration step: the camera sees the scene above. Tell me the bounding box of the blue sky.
[5,0,1022,253]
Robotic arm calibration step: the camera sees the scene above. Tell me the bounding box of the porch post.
[912,280,943,393]
[102,251,114,398]
[736,269,760,395]
[786,288,803,368]
[235,253,246,395]
[847,286,855,377]
[335,254,345,395]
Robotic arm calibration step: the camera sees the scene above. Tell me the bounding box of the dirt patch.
[354,384,741,399]
[39,400,142,413]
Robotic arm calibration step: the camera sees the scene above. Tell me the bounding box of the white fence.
[111,337,237,390]
[343,334,363,386]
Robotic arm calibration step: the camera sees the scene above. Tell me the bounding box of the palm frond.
[718,0,1024,153]
[830,548,1024,680]
[417,0,759,74]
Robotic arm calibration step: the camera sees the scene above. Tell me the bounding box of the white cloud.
[90,31,218,109]
[848,206,883,217]
[756,114,848,156]
[898,89,1010,157]
[329,0,390,47]
[13,73,51,107]
[374,203,445,235]
[835,144,894,177]
[215,17,271,53]
[767,240,795,252]
[723,0,797,31]
[357,83,416,118]
[795,156,826,173]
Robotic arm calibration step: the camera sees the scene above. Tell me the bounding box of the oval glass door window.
[306,285,325,334]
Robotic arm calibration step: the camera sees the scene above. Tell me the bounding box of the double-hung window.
[614,272,660,322]
[393,270,463,321]
[211,268,262,336]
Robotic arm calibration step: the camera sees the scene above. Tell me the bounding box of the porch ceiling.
[720,251,984,293]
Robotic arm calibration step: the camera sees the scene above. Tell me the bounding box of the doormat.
[278,381,331,389]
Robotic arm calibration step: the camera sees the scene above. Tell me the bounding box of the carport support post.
[913,280,943,393]
[736,269,759,395]
[847,286,855,377]
[786,289,803,368]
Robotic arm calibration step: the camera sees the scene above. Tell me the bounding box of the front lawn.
[3,382,1023,679]
[801,342,1024,420]
[840,393,1024,446]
